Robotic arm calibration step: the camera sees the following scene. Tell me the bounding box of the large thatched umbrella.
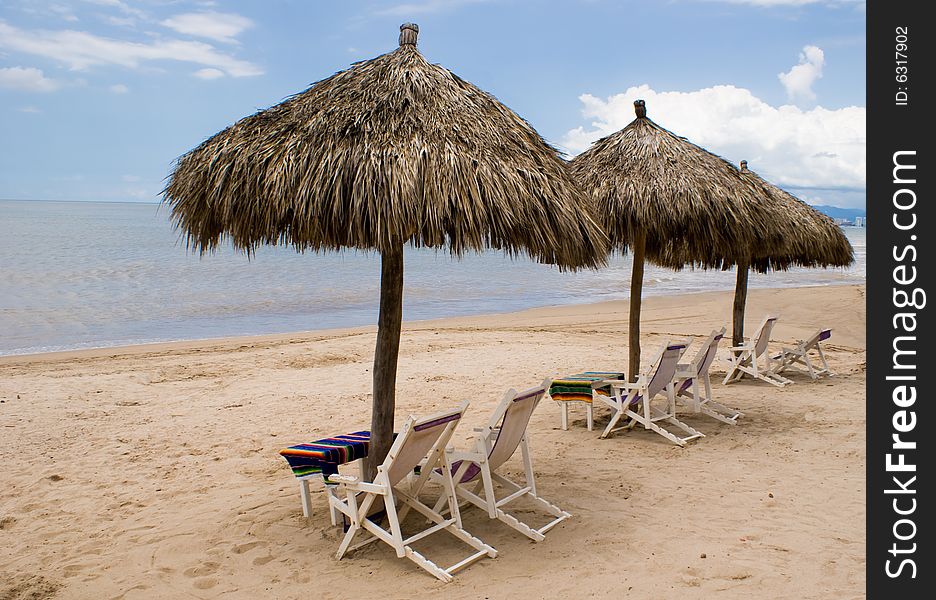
[729,160,854,345]
[163,23,608,477]
[570,100,783,381]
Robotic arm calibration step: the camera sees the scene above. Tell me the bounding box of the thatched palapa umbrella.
[729,160,854,346]
[163,24,608,477]
[570,100,783,381]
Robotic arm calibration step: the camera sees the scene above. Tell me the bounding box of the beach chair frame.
[431,380,570,541]
[326,401,496,582]
[598,341,704,446]
[722,315,792,388]
[674,327,743,425]
[772,328,834,379]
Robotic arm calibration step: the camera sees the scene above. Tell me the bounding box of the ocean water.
[0,200,866,356]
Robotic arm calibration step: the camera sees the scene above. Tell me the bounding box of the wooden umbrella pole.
[628,231,647,383]
[732,259,750,351]
[366,244,405,481]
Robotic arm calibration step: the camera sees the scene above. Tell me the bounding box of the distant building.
[854,216,864,227]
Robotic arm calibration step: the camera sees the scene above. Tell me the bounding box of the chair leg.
[723,355,745,385]
[803,354,819,379]
[396,489,497,574]
[600,401,626,438]
[645,406,705,446]
[481,464,498,519]
[701,373,741,424]
[491,504,545,541]
[817,346,834,376]
[336,491,361,559]
[486,473,564,542]
[520,435,537,497]
[586,402,593,431]
[404,547,454,582]
[560,402,569,431]
[382,493,407,558]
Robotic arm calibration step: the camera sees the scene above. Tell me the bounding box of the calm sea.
[0,200,866,356]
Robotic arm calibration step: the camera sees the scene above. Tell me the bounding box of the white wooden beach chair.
[598,341,704,446]
[722,315,792,388]
[431,380,571,541]
[674,327,743,425]
[326,402,497,582]
[772,328,834,379]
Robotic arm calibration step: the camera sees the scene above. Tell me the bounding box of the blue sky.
[0,0,866,207]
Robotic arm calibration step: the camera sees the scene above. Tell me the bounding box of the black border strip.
[867,1,933,596]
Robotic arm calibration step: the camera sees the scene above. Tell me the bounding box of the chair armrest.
[326,475,387,495]
[605,379,644,392]
[327,474,359,484]
[446,450,484,462]
[728,344,751,352]
[604,375,646,385]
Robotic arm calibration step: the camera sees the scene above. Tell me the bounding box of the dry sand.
[0,284,865,599]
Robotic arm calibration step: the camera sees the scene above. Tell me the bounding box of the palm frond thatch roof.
[739,161,854,273]
[569,100,783,269]
[163,24,608,270]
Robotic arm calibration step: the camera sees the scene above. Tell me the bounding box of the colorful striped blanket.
[549,371,624,404]
[279,431,370,481]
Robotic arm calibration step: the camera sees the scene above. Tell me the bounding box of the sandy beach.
[0,284,865,599]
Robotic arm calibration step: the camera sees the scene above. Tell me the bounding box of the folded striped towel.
[548,371,624,404]
[279,431,371,480]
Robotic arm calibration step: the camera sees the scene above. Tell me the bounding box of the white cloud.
[0,66,61,92]
[83,0,146,20]
[778,45,824,103]
[0,20,263,77]
[161,12,254,44]
[193,67,225,80]
[18,105,42,113]
[50,3,79,21]
[560,84,865,192]
[109,83,129,93]
[103,15,137,28]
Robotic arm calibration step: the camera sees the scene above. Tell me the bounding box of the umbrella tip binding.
[634,99,646,118]
[400,23,419,46]
[740,160,748,172]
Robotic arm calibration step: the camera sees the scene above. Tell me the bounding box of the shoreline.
[0,282,865,365]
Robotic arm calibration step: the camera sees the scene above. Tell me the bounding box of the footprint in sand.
[678,571,702,587]
[193,578,218,590]
[231,540,265,554]
[252,555,276,566]
[63,563,96,578]
[183,561,220,578]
